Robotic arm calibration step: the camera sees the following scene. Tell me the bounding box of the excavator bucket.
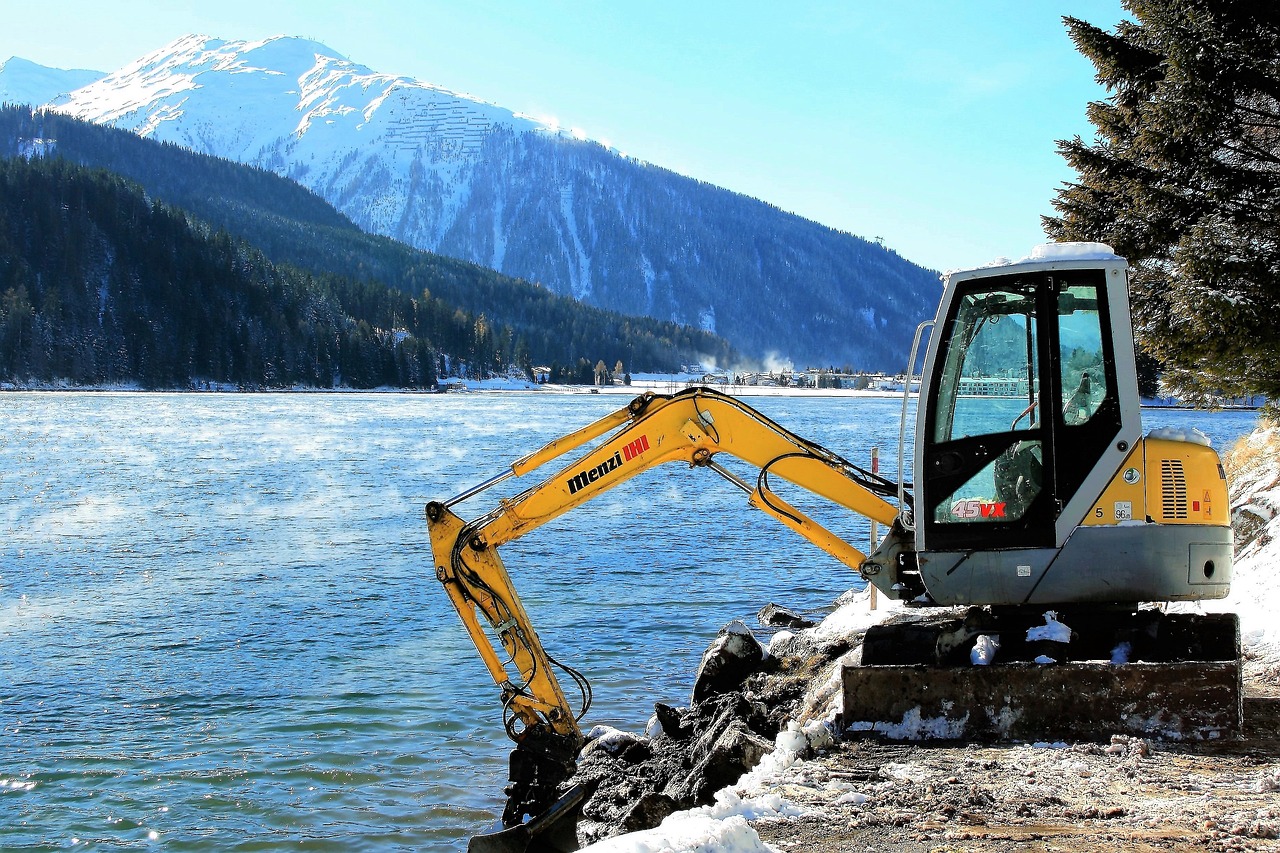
[468,783,592,853]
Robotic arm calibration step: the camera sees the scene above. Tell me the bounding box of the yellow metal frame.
[427,387,902,746]
[1084,436,1229,527]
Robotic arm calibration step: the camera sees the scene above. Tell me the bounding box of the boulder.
[662,691,775,804]
[691,620,764,703]
[666,717,775,803]
[564,617,812,844]
[757,602,815,629]
[652,702,692,739]
[581,725,651,761]
[767,629,820,661]
[621,792,682,833]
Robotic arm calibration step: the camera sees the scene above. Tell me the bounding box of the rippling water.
[0,391,1259,850]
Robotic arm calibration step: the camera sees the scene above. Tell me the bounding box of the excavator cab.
[866,245,1233,607]
[919,253,1136,553]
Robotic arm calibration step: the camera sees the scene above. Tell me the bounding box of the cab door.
[918,269,1122,553]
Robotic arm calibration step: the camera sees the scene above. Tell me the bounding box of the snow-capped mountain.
[25,35,939,368]
[0,57,104,108]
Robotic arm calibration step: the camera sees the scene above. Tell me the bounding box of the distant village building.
[956,376,1030,397]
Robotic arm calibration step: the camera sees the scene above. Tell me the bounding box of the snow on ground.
[580,422,1280,853]
[572,791,799,853]
[1175,420,1280,674]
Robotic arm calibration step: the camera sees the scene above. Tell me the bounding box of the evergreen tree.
[1046,2,1280,406]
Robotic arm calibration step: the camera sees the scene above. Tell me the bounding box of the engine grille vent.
[1161,459,1188,519]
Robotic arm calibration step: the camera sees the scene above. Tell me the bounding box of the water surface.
[0,392,1258,849]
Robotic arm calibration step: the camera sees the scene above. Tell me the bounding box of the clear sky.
[1,1,1127,273]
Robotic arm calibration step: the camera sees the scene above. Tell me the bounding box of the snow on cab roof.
[946,242,1124,277]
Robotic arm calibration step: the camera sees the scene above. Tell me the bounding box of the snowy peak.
[0,56,104,108]
[58,35,351,150]
[97,33,346,84]
[54,34,550,161]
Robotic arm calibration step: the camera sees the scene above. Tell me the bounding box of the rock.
[582,725,650,760]
[691,620,765,703]
[564,621,799,844]
[621,792,681,832]
[688,693,771,762]
[667,717,775,803]
[661,692,775,804]
[767,628,819,661]
[758,602,815,629]
[619,738,653,764]
[653,702,692,739]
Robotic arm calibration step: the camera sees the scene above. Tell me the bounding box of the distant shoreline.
[0,379,1263,410]
[0,377,912,398]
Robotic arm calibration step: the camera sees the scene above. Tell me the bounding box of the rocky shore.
[566,594,1280,853]
[568,607,854,845]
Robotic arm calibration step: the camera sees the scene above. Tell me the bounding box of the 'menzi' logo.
[566,435,650,495]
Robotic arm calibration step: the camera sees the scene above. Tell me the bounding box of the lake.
[0,391,1260,850]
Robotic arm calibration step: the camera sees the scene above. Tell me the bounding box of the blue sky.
[1,1,1127,272]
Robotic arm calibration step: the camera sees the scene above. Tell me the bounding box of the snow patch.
[1110,641,1132,664]
[559,183,592,300]
[1147,426,1212,446]
[812,586,901,641]
[640,255,656,309]
[844,705,971,740]
[1026,611,1072,643]
[955,242,1123,274]
[971,634,1000,665]
[699,306,716,334]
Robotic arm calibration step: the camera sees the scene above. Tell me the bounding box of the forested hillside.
[0,156,419,387]
[0,155,729,388]
[0,106,737,387]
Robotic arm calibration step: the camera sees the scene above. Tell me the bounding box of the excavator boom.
[426,387,902,829]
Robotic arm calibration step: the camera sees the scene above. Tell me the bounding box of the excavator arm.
[426,387,904,829]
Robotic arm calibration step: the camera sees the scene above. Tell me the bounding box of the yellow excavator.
[427,244,1237,851]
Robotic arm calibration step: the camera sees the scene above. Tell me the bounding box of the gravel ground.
[751,691,1280,853]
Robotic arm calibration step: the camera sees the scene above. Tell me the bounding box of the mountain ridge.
[8,35,941,370]
[0,56,105,108]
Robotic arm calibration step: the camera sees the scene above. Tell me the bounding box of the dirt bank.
[572,618,1280,853]
[752,692,1280,853]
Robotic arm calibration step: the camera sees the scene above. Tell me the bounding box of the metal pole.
[869,446,879,610]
